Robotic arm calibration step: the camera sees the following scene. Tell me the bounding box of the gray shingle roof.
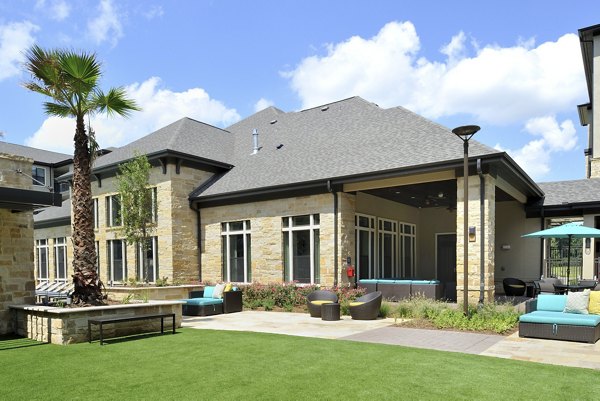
[538,178,600,206]
[0,141,71,164]
[92,117,234,170]
[195,97,501,198]
[34,198,71,222]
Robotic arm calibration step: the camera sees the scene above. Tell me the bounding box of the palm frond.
[92,87,140,117]
[59,50,101,96]
[43,102,73,118]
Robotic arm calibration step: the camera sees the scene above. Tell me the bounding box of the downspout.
[328,180,339,287]
[477,159,485,304]
[195,203,202,282]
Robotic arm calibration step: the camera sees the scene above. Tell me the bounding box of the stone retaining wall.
[11,301,183,345]
[106,285,203,301]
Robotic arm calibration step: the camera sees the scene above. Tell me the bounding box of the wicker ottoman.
[321,303,341,321]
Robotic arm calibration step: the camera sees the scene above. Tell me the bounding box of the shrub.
[379,302,391,318]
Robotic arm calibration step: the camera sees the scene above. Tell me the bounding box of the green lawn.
[1,328,598,401]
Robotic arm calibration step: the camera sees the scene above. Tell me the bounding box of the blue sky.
[0,0,598,182]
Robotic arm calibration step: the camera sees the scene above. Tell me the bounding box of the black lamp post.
[452,125,480,316]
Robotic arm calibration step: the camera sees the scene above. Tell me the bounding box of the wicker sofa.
[182,287,243,316]
[519,294,600,343]
[357,279,444,301]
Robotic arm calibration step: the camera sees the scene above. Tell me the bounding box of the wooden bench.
[88,313,176,345]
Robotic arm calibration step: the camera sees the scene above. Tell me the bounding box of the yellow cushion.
[310,300,333,305]
[349,301,365,307]
[224,283,233,292]
[589,291,600,314]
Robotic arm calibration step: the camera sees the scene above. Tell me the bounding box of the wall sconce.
[468,226,476,242]
[501,244,511,251]
[585,238,591,255]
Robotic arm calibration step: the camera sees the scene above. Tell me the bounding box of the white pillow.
[213,283,226,299]
[564,289,590,314]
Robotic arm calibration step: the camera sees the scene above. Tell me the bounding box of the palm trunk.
[71,115,103,304]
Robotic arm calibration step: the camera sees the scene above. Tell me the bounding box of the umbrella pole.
[566,234,572,290]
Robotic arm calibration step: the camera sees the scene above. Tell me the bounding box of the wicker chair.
[537,277,564,295]
[307,290,338,318]
[502,278,526,296]
[349,291,382,320]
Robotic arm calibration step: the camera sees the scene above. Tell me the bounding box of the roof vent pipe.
[252,128,259,154]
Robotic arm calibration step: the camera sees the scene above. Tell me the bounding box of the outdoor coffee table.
[321,303,340,321]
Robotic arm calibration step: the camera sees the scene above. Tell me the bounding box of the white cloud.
[25,77,241,153]
[143,5,164,20]
[284,21,585,125]
[254,98,274,112]
[0,21,39,81]
[35,0,71,21]
[87,0,123,46]
[495,116,577,180]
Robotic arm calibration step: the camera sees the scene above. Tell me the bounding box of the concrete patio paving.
[183,311,600,370]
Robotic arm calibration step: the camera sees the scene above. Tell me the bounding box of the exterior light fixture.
[452,125,480,316]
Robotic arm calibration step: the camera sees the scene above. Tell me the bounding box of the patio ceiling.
[364,179,515,209]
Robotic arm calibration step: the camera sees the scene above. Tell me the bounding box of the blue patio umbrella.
[523,222,600,283]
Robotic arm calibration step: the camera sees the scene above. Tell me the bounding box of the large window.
[282,214,320,284]
[107,239,126,283]
[399,223,416,277]
[150,187,158,223]
[355,214,376,280]
[36,239,49,281]
[106,195,122,227]
[32,166,46,186]
[221,221,251,282]
[54,237,67,281]
[137,237,159,283]
[378,218,397,278]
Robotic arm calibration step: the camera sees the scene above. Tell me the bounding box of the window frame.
[136,237,159,283]
[221,221,251,283]
[53,237,68,282]
[106,195,122,227]
[107,239,127,284]
[36,239,49,281]
[355,214,376,280]
[282,214,320,284]
[31,165,47,187]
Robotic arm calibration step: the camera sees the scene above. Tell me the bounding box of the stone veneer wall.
[338,193,356,285]
[42,163,213,285]
[590,158,600,179]
[456,174,496,303]
[201,193,341,285]
[11,301,182,345]
[0,154,36,334]
[106,285,203,301]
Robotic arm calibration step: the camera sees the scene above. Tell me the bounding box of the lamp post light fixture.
[452,125,480,316]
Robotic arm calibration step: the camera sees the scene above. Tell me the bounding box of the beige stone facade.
[0,154,36,334]
[456,175,496,303]
[33,163,213,286]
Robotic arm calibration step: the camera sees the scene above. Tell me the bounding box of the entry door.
[437,234,457,301]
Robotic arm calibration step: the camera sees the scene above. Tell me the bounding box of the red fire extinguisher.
[346,265,355,278]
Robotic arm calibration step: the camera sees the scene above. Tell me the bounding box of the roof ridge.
[299,96,374,112]
[0,140,72,157]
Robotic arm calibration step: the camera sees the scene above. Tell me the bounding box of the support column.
[338,193,356,285]
[456,174,496,304]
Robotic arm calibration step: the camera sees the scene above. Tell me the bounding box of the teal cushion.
[536,294,567,312]
[411,280,440,285]
[377,279,397,283]
[394,280,412,284]
[359,280,378,284]
[186,298,223,306]
[519,311,600,327]
[203,286,215,298]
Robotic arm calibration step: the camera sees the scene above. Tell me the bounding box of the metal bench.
[88,313,176,345]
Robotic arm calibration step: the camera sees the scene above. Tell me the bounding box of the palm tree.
[23,45,139,304]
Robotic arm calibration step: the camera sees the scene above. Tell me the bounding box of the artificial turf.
[0,328,598,401]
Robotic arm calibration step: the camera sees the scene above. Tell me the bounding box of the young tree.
[23,46,139,304]
[116,153,156,283]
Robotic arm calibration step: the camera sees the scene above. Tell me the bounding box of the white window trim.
[137,237,158,283]
[377,217,398,278]
[53,237,68,282]
[107,195,122,227]
[221,221,251,283]
[32,165,48,187]
[93,198,99,229]
[282,214,320,284]
[399,222,417,278]
[36,239,49,281]
[108,239,127,284]
[355,213,376,279]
